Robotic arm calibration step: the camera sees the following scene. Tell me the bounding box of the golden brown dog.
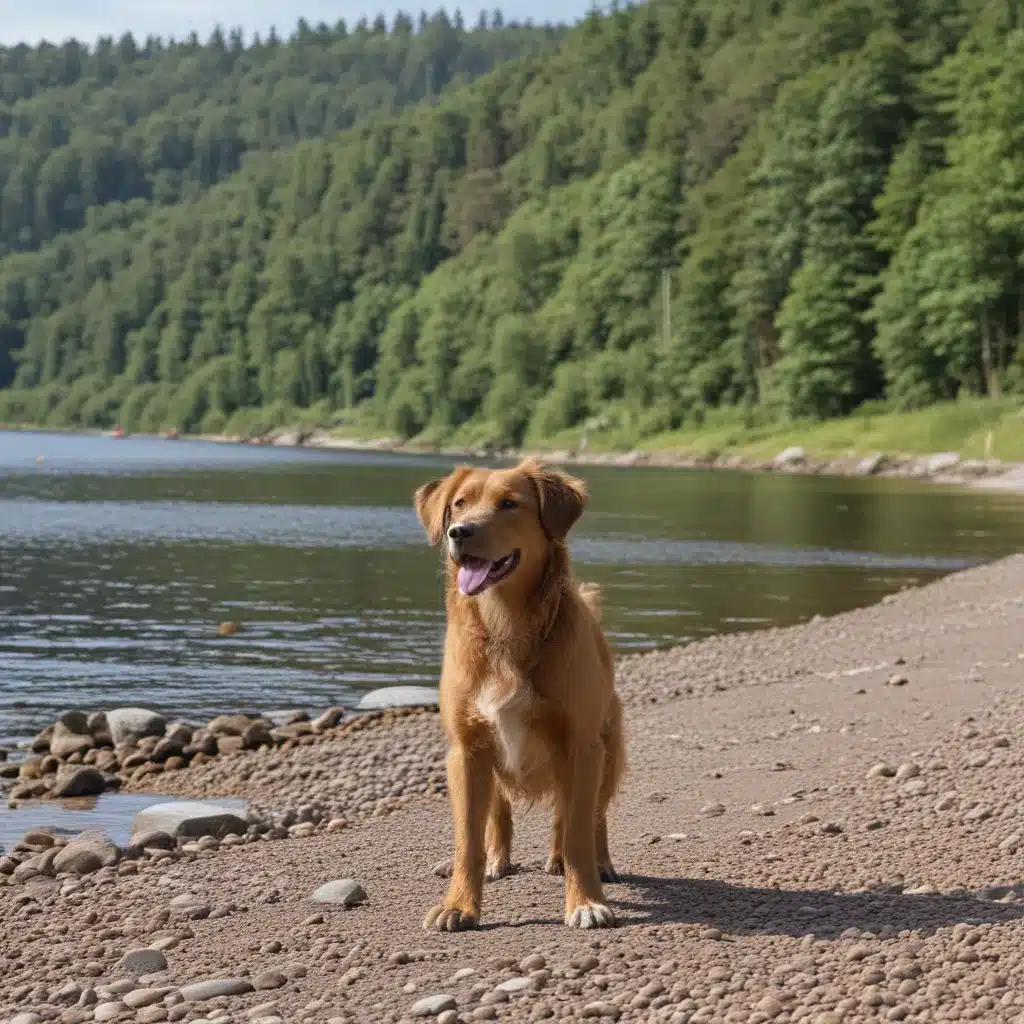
[413,457,625,931]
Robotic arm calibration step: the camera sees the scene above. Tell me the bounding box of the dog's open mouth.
[456,551,520,597]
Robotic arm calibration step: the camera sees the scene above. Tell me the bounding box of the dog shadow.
[611,873,1024,939]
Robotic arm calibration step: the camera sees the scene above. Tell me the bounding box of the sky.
[0,0,592,46]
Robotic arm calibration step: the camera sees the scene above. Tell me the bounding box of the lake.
[2,429,1023,751]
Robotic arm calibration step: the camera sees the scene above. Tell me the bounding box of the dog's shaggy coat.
[414,458,625,931]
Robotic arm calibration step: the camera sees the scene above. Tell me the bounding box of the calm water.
[2,430,1023,751]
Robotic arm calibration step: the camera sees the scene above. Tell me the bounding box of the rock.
[253,970,287,990]
[207,713,253,736]
[127,829,176,857]
[168,893,211,919]
[179,978,254,1001]
[53,835,120,875]
[13,851,57,882]
[773,446,806,469]
[867,762,897,779]
[120,948,168,976]
[312,706,347,731]
[151,737,184,761]
[312,879,367,907]
[438,1013,458,1024]
[107,708,166,745]
[581,1002,621,1018]
[30,725,53,752]
[856,453,886,476]
[998,832,1023,853]
[93,1005,121,1022]
[50,720,95,759]
[887,674,909,687]
[496,977,535,995]
[410,994,457,1017]
[10,1015,44,1024]
[356,686,440,711]
[925,451,960,475]
[87,711,112,744]
[21,829,57,847]
[895,762,920,781]
[700,801,726,817]
[132,800,248,839]
[123,989,173,1009]
[242,722,274,749]
[217,735,246,755]
[52,765,106,798]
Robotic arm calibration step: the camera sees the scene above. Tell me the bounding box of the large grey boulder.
[356,686,440,711]
[52,765,106,798]
[132,800,248,840]
[53,834,120,875]
[107,708,166,745]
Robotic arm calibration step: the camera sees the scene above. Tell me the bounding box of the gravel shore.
[2,554,1024,1024]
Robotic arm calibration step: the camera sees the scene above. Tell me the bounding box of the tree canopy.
[1,0,1022,444]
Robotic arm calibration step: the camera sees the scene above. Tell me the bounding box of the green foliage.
[1,0,1022,445]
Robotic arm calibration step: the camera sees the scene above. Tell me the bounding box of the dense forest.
[1,0,1023,447]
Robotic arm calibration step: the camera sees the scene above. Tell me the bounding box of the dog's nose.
[448,523,474,541]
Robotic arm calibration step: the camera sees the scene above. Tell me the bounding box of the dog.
[413,457,625,931]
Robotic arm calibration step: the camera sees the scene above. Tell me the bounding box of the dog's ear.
[521,459,588,541]
[413,466,473,545]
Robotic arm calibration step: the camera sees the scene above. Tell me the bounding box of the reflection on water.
[1,430,1023,753]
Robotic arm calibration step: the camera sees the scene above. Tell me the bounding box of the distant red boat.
[111,426,126,439]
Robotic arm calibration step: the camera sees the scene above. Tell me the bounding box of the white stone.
[356,686,439,711]
[132,800,248,839]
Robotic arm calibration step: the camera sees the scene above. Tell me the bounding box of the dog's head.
[413,458,587,598]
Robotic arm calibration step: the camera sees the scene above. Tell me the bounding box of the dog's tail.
[578,582,602,622]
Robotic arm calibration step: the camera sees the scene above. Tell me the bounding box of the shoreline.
[5,421,1024,493]
[3,554,1024,1019]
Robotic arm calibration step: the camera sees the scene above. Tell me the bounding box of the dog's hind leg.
[485,787,515,880]
[596,698,624,883]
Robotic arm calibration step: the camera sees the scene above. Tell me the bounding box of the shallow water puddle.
[0,791,246,851]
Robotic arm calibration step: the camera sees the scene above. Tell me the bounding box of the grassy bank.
[501,398,1024,465]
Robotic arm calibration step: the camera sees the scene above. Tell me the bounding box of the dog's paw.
[544,853,564,876]
[486,858,517,882]
[599,864,620,884]
[565,901,616,929]
[423,904,479,932]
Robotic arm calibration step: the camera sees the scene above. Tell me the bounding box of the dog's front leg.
[560,740,616,929]
[424,740,493,931]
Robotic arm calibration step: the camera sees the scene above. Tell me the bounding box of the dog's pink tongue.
[457,558,492,596]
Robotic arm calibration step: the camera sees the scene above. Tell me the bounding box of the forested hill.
[1,0,1023,448]
[0,12,562,255]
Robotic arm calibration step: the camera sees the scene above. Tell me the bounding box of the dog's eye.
[499,498,518,511]
[453,498,465,509]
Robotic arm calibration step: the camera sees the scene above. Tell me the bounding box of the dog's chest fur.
[475,680,536,779]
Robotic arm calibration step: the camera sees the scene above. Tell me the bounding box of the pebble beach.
[2,554,1024,1023]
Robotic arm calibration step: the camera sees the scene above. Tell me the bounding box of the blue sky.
[1,0,590,45]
